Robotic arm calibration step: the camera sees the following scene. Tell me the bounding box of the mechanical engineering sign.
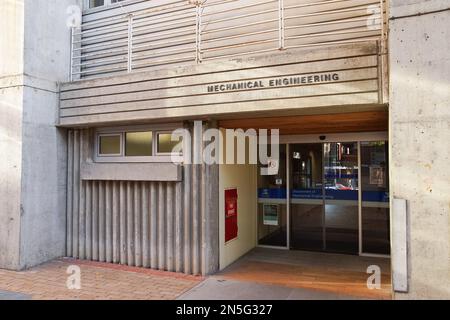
[207,72,340,93]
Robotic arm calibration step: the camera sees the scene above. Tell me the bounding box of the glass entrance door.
[361,141,390,255]
[289,142,359,254]
[290,144,324,251]
[257,139,390,255]
[257,145,287,247]
[323,142,359,254]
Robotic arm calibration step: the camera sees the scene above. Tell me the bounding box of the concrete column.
[0,0,82,270]
[389,0,450,299]
[203,121,220,275]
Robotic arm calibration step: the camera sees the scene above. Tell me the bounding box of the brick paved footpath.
[0,258,202,300]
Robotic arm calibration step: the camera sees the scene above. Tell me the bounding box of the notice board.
[225,188,238,243]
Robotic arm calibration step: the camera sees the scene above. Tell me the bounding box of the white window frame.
[95,124,184,163]
[97,133,123,157]
[83,0,132,11]
[155,131,184,156]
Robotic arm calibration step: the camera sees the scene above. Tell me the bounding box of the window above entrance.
[95,125,183,163]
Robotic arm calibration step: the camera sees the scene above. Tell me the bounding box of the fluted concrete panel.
[66,128,217,275]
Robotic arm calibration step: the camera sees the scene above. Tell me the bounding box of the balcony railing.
[70,0,387,80]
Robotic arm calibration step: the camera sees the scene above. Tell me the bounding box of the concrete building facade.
[389,0,450,299]
[1,0,81,270]
[0,0,449,299]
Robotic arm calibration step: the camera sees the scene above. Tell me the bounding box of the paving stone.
[0,259,201,300]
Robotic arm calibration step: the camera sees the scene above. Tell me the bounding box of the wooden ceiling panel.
[218,111,388,135]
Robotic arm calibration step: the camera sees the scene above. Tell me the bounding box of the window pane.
[126,131,152,156]
[90,0,105,8]
[99,135,121,155]
[361,141,390,255]
[157,133,182,154]
[257,144,287,247]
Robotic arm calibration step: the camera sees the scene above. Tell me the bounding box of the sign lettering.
[207,72,340,93]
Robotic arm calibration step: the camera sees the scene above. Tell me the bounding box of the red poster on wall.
[225,188,238,243]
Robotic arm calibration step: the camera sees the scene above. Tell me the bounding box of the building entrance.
[257,135,390,256]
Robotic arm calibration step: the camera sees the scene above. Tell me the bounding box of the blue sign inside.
[258,188,389,202]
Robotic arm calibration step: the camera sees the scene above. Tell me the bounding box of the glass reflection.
[125,131,153,156]
[361,141,390,255]
[290,144,324,251]
[257,145,287,247]
[323,142,359,254]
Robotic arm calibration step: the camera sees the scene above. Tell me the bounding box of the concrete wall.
[18,0,82,269]
[0,0,24,75]
[0,84,23,270]
[19,85,68,268]
[219,163,258,270]
[23,0,76,82]
[0,0,26,270]
[389,0,450,299]
[0,0,81,270]
[219,129,258,269]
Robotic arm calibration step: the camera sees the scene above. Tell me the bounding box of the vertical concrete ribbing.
[192,121,203,276]
[150,182,158,269]
[72,130,80,258]
[92,181,99,261]
[166,183,174,272]
[142,182,150,268]
[158,182,166,270]
[66,130,74,257]
[66,126,218,275]
[112,181,120,263]
[134,182,142,267]
[85,180,92,260]
[126,181,134,266]
[98,181,105,262]
[201,163,207,275]
[78,131,87,260]
[184,165,192,274]
[175,181,184,273]
[105,181,113,263]
[119,181,126,264]
[192,165,200,275]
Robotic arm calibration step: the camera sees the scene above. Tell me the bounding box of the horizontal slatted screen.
[71,0,386,80]
[73,15,130,78]
[201,0,280,60]
[60,42,382,126]
[131,3,197,71]
[73,1,197,79]
[284,0,385,48]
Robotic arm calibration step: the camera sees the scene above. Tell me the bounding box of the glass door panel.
[257,144,287,247]
[290,144,324,251]
[258,139,390,255]
[323,142,359,254]
[361,141,390,254]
